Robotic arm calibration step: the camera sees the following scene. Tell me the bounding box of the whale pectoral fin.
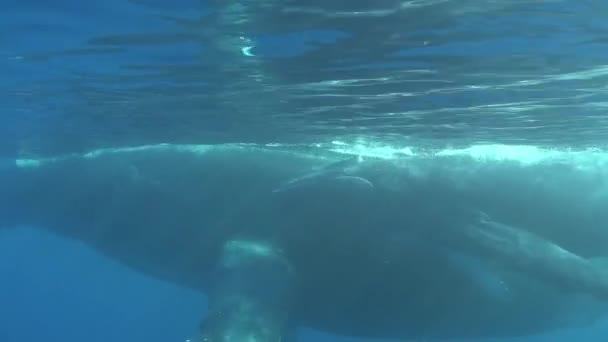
[198,239,295,342]
[451,214,608,300]
[272,156,364,194]
[271,174,375,222]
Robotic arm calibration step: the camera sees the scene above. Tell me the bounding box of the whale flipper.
[448,213,608,300]
[199,239,295,342]
[272,156,364,194]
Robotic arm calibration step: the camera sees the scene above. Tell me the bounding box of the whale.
[2,143,608,341]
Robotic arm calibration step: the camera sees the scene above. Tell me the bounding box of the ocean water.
[2,0,608,341]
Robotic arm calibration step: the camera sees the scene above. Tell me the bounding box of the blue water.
[2,0,608,341]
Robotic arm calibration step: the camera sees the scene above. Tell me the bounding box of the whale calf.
[1,143,608,341]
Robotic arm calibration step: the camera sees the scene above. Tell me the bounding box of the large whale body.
[1,143,608,340]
